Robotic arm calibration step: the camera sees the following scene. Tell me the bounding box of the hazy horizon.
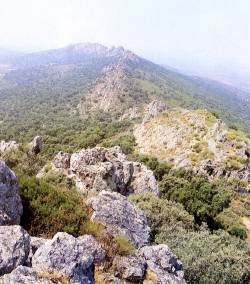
[1,0,250,90]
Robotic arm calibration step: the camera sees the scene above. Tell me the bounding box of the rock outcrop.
[32,232,98,284]
[30,136,43,155]
[135,107,250,183]
[47,146,159,196]
[143,100,167,123]
[0,226,30,275]
[0,161,23,225]
[87,191,150,247]
[1,266,54,284]
[0,140,18,153]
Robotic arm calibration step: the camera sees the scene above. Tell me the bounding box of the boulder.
[32,232,95,284]
[77,235,106,263]
[0,141,18,153]
[0,225,30,275]
[87,191,150,247]
[138,244,185,284]
[143,100,167,123]
[1,266,54,284]
[26,236,48,267]
[113,255,146,281]
[30,136,43,155]
[51,146,159,196]
[0,161,23,225]
[53,152,71,169]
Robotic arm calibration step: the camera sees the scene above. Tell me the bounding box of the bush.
[159,170,232,227]
[113,235,135,256]
[19,174,88,237]
[130,193,194,239]
[156,229,250,283]
[228,226,247,240]
[102,134,136,154]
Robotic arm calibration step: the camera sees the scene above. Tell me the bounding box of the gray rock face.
[53,152,71,169]
[51,146,159,196]
[0,226,30,276]
[0,141,18,154]
[113,255,146,281]
[77,235,106,264]
[87,191,150,247]
[143,100,167,123]
[26,236,48,267]
[30,136,43,155]
[0,161,23,225]
[138,244,185,284]
[32,232,95,284]
[2,266,54,284]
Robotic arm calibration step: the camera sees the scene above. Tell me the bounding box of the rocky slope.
[0,150,186,283]
[134,102,250,184]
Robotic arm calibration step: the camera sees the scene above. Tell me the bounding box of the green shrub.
[130,193,194,238]
[113,235,135,256]
[228,225,247,240]
[156,229,250,284]
[102,134,136,154]
[19,174,88,237]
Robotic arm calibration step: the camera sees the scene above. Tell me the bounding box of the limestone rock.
[113,255,146,281]
[0,161,23,225]
[26,236,48,267]
[51,146,159,196]
[32,232,95,283]
[0,225,30,275]
[87,191,150,247]
[53,152,71,169]
[30,136,43,155]
[143,100,167,123]
[2,266,54,284]
[139,244,185,284]
[0,141,18,153]
[77,235,106,263]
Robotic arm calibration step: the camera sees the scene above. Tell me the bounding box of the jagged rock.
[138,244,185,284]
[30,136,43,155]
[0,226,30,275]
[0,161,23,225]
[51,146,159,196]
[1,266,54,284]
[26,236,48,267]
[32,232,95,284]
[113,256,146,281]
[87,191,150,247]
[0,141,19,153]
[143,100,167,123]
[77,235,106,263]
[53,152,71,169]
[119,107,141,121]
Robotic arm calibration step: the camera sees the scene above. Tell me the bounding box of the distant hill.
[0,42,249,146]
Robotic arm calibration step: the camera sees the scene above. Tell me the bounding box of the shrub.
[130,193,194,239]
[113,235,135,256]
[19,174,88,237]
[156,229,250,283]
[102,134,136,154]
[228,225,247,240]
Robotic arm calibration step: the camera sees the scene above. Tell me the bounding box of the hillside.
[0,43,250,156]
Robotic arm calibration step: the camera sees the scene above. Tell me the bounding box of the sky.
[0,0,250,87]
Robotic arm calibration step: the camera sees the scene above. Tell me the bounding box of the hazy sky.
[0,0,250,77]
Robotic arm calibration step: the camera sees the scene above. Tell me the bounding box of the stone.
[87,191,150,247]
[77,235,106,263]
[143,100,167,123]
[53,152,71,169]
[32,232,95,284]
[2,266,54,284]
[0,161,23,225]
[0,225,30,275]
[30,136,43,155]
[26,236,48,267]
[113,255,146,281]
[138,244,185,284]
[50,146,159,196]
[0,141,18,153]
